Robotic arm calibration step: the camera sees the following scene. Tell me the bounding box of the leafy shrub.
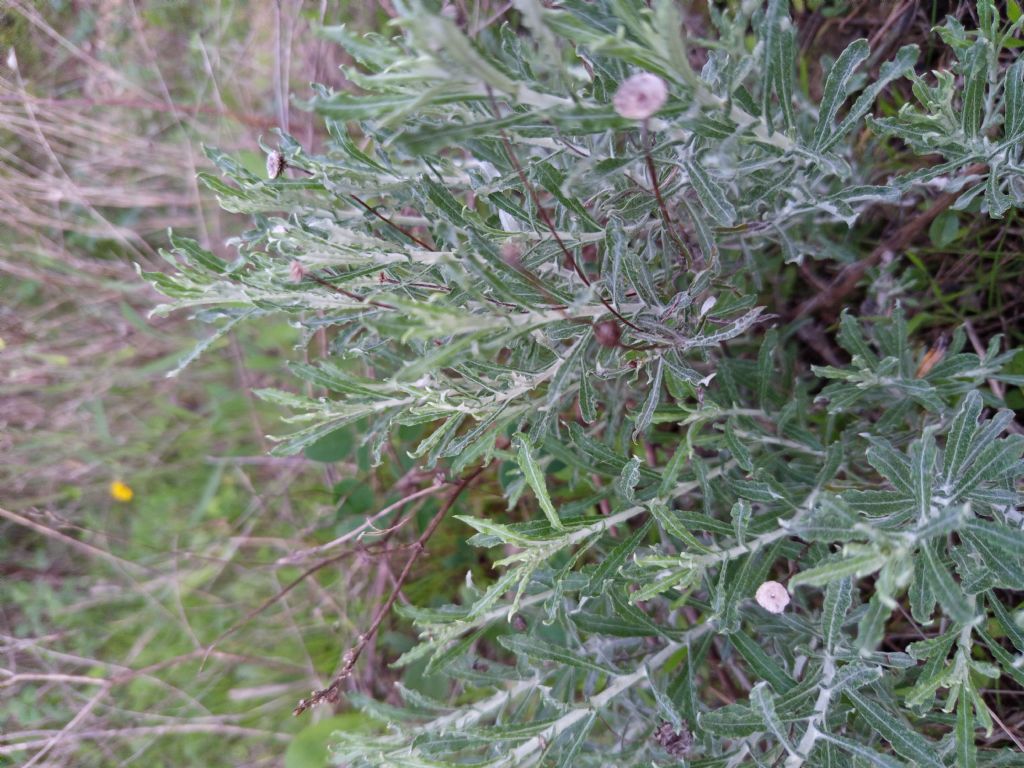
[150,1,1024,765]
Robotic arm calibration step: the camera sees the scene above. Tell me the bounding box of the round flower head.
[289,260,306,283]
[613,72,668,120]
[755,580,790,614]
[266,150,286,180]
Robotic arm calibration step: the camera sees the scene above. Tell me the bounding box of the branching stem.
[293,465,487,715]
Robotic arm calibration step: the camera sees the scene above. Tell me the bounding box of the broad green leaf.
[631,566,698,602]
[730,499,752,546]
[554,711,596,768]
[424,625,487,676]
[844,490,914,519]
[929,209,961,248]
[579,369,597,424]
[757,327,778,409]
[837,311,878,366]
[310,90,478,122]
[681,197,719,270]
[286,713,375,768]
[817,731,909,768]
[815,441,844,488]
[454,516,540,547]
[685,158,736,227]
[822,576,853,651]
[750,682,797,756]
[498,634,617,675]
[856,593,890,653]
[909,432,937,521]
[730,630,797,694]
[669,636,710,726]
[988,592,1024,652]
[761,0,795,134]
[813,39,870,151]
[798,494,863,541]
[829,662,882,695]
[724,420,754,473]
[516,434,564,530]
[633,358,663,439]
[1004,59,1024,140]
[685,307,765,349]
[845,688,943,768]
[910,556,937,625]
[658,444,690,498]
[957,410,1017,477]
[957,682,977,768]
[976,625,1024,689]
[699,675,818,737]
[954,435,1024,501]
[961,518,1024,557]
[305,428,355,462]
[615,456,643,503]
[585,519,653,594]
[571,607,658,639]
[790,552,888,588]
[822,44,919,153]
[648,501,711,553]
[961,527,1024,590]
[865,438,914,495]
[960,41,989,139]
[648,664,685,731]
[944,391,983,482]
[920,540,974,625]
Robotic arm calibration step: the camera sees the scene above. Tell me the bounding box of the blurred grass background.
[0,2,409,766]
[3,1,1024,766]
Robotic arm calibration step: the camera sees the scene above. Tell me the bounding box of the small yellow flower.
[109,480,134,502]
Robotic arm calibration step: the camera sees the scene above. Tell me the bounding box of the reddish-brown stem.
[307,273,395,310]
[483,89,643,333]
[293,464,488,715]
[642,123,691,266]
[350,194,436,251]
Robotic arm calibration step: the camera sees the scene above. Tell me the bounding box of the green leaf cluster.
[149,2,1024,765]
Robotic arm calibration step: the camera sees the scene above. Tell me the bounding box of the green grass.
[0,2,395,765]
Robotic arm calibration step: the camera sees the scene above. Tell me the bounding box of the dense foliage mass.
[150,1,1024,765]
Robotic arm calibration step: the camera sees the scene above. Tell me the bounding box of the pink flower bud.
[500,241,522,265]
[613,73,668,120]
[266,150,286,180]
[289,260,306,283]
[755,580,790,614]
[594,320,621,348]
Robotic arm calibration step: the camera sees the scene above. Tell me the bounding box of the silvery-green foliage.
[146,1,1024,765]
[872,0,1024,218]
